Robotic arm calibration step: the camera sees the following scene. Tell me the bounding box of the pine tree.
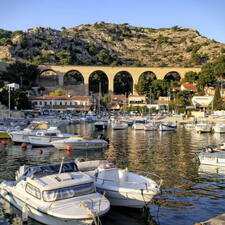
[212,87,224,110]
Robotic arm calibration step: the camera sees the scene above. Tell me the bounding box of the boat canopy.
[16,162,78,182]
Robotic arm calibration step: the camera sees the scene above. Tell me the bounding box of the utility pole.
[8,87,11,118]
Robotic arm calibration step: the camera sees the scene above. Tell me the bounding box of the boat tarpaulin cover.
[16,162,78,182]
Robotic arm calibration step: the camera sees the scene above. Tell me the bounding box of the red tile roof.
[181,83,197,91]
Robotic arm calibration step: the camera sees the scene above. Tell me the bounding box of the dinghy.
[76,160,162,208]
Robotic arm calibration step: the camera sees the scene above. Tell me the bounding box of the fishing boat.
[76,160,162,208]
[0,161,110,225]
[51,136,108,150]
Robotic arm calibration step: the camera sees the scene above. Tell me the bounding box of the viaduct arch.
[38,65,201,95]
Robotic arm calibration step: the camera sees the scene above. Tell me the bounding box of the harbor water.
[1,122,225,225]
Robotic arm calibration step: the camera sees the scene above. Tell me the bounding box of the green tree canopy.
[212,87,224,110]
[89,71,108,94]
[114,72,133,96]
[0,88,30,110]
[135,72,156,96]
[0,61,40,89]
[150,79,170,99]
[182,71,199,83]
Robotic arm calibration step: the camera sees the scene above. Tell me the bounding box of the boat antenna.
[58,157,64,175]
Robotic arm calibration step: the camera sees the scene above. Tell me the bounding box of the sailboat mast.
[98,82,101,113]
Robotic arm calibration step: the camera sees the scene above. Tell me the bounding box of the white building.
[29,96,92,111]
[191,96,214,109]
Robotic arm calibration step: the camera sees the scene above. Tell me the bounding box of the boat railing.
[128,170,163,188]
[95,174,163,190]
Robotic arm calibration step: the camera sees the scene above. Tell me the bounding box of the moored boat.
[195,121,213,133]
[94,121,107,131]
[132,120,146,130]
[159,122,177,131]
[213,123,225,133]
[198,144,225,166]
[111,120,128,130]
[9,121,57,144]
[0,161,110,225]
[51,136,108,150]
[76,160,162,208]
[28,129,75,147]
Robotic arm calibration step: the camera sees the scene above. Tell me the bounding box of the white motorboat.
[51,136,108,150]
[132,120,146,130]
[195,122,213,133]
[144,122,157,131]
[213,124,225,133]
[159,122,177,131]
[9,121,57,144]
[111,120,128,130]
[198,145,225,166]
[0,161,110,225]
[28,129,75,147]
[76,160,162,208]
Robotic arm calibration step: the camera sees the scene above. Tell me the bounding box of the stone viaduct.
[39,65,201,95]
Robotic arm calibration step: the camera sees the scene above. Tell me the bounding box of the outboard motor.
[204,146,214,153]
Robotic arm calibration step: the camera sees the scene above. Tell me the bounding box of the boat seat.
[97,169,120,185]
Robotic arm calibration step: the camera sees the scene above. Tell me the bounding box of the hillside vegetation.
[0,22,225,67]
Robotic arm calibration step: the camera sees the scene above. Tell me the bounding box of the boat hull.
[28,135,72,147]
[199,151,225,166]
[96,186,156,208]
[0,190,93,225]
[51,140,108,150]
[213,125,225,133]
[9,133,30,143]
[159,124,176,131]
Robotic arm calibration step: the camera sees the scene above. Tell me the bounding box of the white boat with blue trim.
[0,161,110,225]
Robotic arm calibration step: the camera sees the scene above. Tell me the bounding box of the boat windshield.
[42,182,95,202]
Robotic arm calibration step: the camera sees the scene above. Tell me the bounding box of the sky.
[1,0,225,43]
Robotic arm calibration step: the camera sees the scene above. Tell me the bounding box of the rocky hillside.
[0,22,225,67]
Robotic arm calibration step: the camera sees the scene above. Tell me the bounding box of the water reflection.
[1,124,225,224]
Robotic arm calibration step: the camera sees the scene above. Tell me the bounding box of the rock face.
[0,23,225,67]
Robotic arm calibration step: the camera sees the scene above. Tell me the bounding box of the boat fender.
[1,189,8,196]
[22,204,29,222]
